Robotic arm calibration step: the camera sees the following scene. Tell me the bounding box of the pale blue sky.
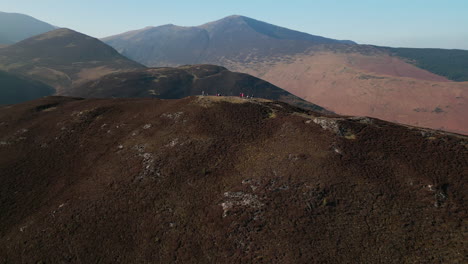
[1,0,467,49]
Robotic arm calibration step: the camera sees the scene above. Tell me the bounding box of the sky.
[1,0,467,49]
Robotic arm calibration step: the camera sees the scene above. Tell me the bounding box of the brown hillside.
[0,96,466,263]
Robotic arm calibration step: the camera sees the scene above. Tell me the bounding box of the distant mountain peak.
[225,14,244,18]
[198,15,249,32]
[5,27,144,64]
[105,15,355,46]
[15,28,101,48]
[48,27,74,34]
[195,15,356,44]
[102,15,357,67]
[157,24,193,30]
[204,15,247,23]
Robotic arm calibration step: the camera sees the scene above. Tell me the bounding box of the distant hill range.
[103,15,468,82]
[0,26,325,111]
[1,13,467,134]
[103,15,468,134]
[0,11,56,44]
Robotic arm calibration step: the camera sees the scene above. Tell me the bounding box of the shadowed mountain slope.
[69,64,327,112]
[0,96,466,263]
[0,11,56,45]
[0,28,144,94]
[0,70,54,105]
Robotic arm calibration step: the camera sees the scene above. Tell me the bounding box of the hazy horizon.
[1,0,468,50]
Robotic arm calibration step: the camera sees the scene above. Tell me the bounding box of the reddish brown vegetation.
[0,96,466,263]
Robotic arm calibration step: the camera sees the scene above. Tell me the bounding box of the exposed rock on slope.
[0,96,466,263]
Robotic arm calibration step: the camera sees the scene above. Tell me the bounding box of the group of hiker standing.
[201,91,254,99]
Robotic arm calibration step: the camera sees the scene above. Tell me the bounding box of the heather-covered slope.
[0,96,466,263]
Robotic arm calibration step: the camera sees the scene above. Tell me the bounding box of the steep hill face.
[0,11,56,45]
[103,16,468,134]
[0,28,144,93]
[0,96,466,263]
[0,70,54,105]
[69,64,327,112]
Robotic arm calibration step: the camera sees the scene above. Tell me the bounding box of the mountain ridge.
[102,15,356,67]
[104,15,355,44]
